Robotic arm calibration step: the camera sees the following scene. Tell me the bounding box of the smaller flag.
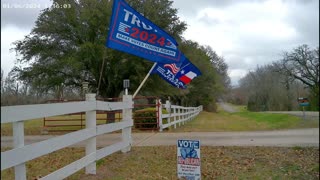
[179,71,198,84]
[152,55,201,89]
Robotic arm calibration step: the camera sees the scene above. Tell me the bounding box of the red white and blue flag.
[152,55,202,89]
[106,0,183,64]
[164,63,180,74]
[179,71,198,84]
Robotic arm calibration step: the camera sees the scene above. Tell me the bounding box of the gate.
[43,96,161,133]
[132,96,160,130]
[43,98,122,133]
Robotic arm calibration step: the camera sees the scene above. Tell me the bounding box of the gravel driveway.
[1,128,319,148]
[217,102,238,113]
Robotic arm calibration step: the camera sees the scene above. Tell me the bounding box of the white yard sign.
[177,139,201,180]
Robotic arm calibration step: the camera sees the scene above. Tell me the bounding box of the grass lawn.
[168,103,319,132]
[1,146,319,180]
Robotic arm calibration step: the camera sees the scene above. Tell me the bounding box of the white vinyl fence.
[1,94,133,180]
[158,100,202,131]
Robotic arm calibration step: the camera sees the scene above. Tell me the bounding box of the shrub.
[133,107,168,130]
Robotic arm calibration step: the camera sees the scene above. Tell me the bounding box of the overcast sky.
[1,0,319,86]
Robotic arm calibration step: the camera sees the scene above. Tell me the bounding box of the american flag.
[164,63,180,74]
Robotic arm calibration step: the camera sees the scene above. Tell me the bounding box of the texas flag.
[179,71,198,84]
[151,54,201,89]
[175,57,201,85]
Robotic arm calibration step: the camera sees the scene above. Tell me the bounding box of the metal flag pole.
[133,62,157,98]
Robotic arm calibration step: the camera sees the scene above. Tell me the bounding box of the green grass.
[1,146,319,180]
[170,108,318,132]
[234,111,303,129]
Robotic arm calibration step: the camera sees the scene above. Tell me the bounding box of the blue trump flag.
[152,55,202,89]
[106,0,182,64]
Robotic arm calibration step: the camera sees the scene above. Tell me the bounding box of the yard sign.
[177,139,201,180]
[298,97,310,106]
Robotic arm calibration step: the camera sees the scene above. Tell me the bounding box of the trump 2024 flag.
[106,0,183,64]
[152,56,202,89]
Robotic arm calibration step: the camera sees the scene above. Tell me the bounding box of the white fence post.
[165,100,171,126]
[13,121,26,180]
[85,93,96,175]
[155,104,202,131]
[165,100,171,113]
[121,95,132,153]
[179,108,182,127]
[184,109,186,124]
[158,99,163,132]
[173,107,177,129]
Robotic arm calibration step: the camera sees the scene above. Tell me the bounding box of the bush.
[133,107,168,130]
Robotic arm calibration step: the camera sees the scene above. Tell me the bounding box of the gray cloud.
[1,0,319,86]
[172,0,270,16]
[284,0,319,47]
[1,0,51,29]
[172,0,319,86]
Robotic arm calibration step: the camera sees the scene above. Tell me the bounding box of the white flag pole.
[133,62,157,98]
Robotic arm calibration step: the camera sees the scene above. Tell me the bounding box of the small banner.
[177,139,201,180]
[152,56,202,89]
[298,97,310,106]
[106,0,182,64]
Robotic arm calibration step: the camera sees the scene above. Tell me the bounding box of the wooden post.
[121,95,132,153]
[133,63,157,98]
[13,121,26,180]
[85,93,96,175]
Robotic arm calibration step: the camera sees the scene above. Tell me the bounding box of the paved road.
[1,128,319,148]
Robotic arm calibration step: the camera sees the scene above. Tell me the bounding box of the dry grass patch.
[2,146,318,180]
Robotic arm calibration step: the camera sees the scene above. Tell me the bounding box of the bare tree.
[235,64,301,111]
[275,44,319,110]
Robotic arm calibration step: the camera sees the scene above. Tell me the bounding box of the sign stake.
[133,62,157,98]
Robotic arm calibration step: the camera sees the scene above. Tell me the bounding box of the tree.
[1,69,4,94]
[275,44,319,110]
[235,64,303,111]
[12,0,187,98]
[203,46,231,91]
[10,0,229,111]
[178,40,226,111]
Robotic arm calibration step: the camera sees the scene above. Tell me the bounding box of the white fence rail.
[158,100,202,131]
[1,94,133,180]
